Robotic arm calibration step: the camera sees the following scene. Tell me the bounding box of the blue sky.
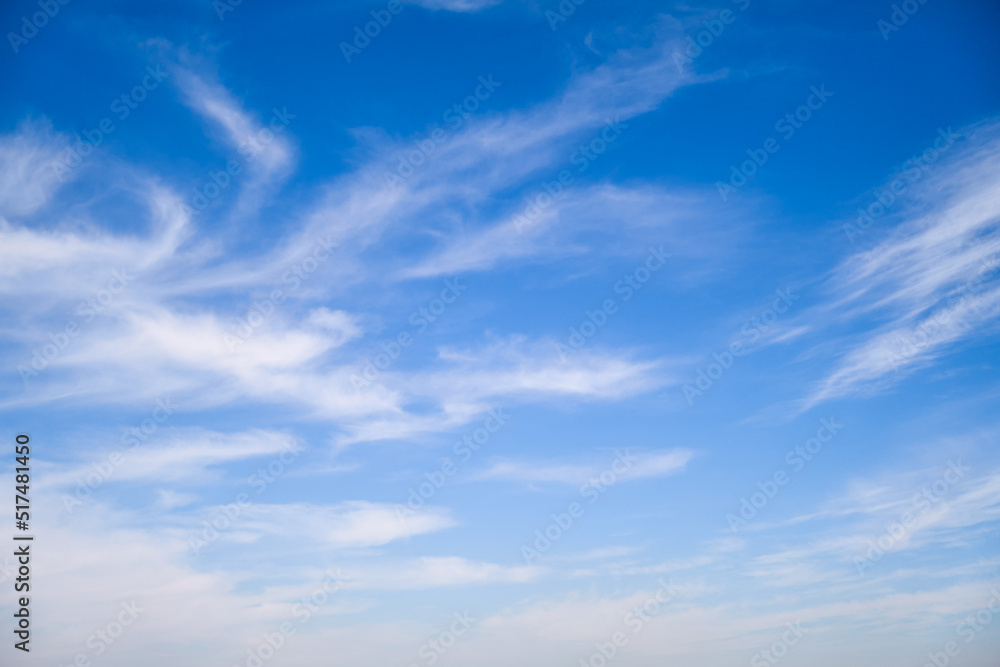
[2,0,1000,665]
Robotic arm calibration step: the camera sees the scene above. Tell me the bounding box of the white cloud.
[418,336,672,402]
[477,460,594,484]
[212,501,457,549]
[399,185,714,280]
[346,556,541,590]
[0,31,703,450]
[305,307,364,345]
[0,182,189,297]
[38,429,299,488]
[263,31,699,285]
[0,118,69,217]
[173,66,296,219]
[801,121,1000,407]
[477,448,693,485]
[175,69,294,177]
[406,0,503,11]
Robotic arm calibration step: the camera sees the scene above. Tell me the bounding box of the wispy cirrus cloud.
[174,68,295,178]
[405,0,504,11]
[0,181,190,300]
[38,428,300,488]
[0,118,70,218]
[477,448,694,485]
[191,500,457,549]
[778,121,1000,409]
[0,29,711,450]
